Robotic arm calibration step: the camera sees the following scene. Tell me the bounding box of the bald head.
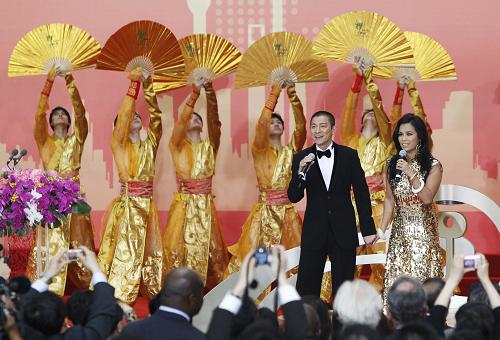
[161,268,204,317]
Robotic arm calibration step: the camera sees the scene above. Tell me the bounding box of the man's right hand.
[298,153,315,175]
[41,251,69,283]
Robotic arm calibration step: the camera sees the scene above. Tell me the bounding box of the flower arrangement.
[0,168,91,236]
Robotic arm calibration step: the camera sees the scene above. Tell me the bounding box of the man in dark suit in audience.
[21,247,122,340]
[123,268,206,340]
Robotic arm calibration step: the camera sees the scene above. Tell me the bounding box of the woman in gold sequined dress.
[225,82,306,276]
[163,79,228,290]
[27,67,95,295]
[97,68,164,304]
[379,113,443,306]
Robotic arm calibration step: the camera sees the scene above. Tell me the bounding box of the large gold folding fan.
[235,32,328,89]
[8,23,101,77]
[96,20,185,92]
[313,11,415,67]
[373,32,457,81]
[179,34,242,85]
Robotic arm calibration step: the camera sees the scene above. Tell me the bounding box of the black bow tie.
[317,149,331,159]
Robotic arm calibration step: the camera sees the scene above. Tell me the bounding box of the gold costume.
[163,83,228,290]
[27,73,95,296]
[226,84,306,275]
[97,77,164,304]
[383,159,444,308]
[340,69,392,291]
[390,80,433,149]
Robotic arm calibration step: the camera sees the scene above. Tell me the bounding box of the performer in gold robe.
[340,61,392,292]
[390,77,434,149]
[226,83,306,275]
[26,67,95,295]
[163,80,228,290]
[97,68,163,304]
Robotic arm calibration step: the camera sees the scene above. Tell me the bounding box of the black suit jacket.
[288,143,375,249]
[123,310,205,340]
[206,300,313,340]
[22,282,121,340]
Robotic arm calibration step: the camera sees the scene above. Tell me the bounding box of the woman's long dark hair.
[388,114,433,181]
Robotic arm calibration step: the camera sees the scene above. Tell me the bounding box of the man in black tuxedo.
[288,110,377,299]
[123,268,205,340]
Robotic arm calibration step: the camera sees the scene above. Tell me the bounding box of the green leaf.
[72,200,92,216]
[52,218,62,228]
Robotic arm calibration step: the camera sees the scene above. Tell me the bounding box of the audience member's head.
[455,302,494,340]
[237,319,281,340]
[109,334,142,340]
[387,276,426,326]
[23,291,66,336]
[66,290,93,325]
[468,280,500,307]
[160,268,204,318]
[333,279,382,329]
[303,303,321,339]
[398,321,438,340]
[447,329,483,340]
[338,323,382,340]
[148,292,161,315]
[422,277,445,310]
[302,295,332,340]
[232,295,258,338]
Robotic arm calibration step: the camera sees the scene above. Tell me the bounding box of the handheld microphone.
[298,153,315,180]
[395,150,407,180]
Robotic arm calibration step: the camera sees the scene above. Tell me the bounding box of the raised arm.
[112,69,142,148]
[34,68,57,146]
[364,67,392,146]
[287,84,306,152]
[340,71,362,146]
[65,72,88,144]
[252,84,281,151]
[143,76,162,150]
[390,81,405,129]
[204,82,221,152]
[170,85,200,148]
[407,80,433,148]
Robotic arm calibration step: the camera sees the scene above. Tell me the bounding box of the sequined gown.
[340,69,392,290]
[383,158,443,305]
[163,83,228,290]
[97,77,164,304]
[26,73,95,296]
[226,84,306,276]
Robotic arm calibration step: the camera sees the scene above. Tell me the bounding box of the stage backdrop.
[1,0,499,253]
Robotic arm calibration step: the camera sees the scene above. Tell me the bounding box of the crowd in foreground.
[0,246,498,340]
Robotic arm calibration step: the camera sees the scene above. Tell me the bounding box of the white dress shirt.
[316,142,334,190]
[159,305,191,322]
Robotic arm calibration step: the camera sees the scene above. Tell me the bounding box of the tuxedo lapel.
[328,143,338,192]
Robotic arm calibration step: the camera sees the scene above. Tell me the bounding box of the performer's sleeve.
[143,76,162,150]
[287,85,306,152]
[252,84,281,152]
[390,83,404,129]
[34,75,53,146]
[407,80,433,147]
[364,68,392,146]
[287,153,305,203]
[170,85,200,148]
[65,72,88,144]
[340,72,362,145]
[205,82,222,153]
[112,79,139,148]
[351,151,376,236]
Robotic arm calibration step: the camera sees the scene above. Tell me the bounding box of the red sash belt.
[120,180,154,197]
[366,174,384,193]
[177,177,213,195]
[259,188,291,206]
